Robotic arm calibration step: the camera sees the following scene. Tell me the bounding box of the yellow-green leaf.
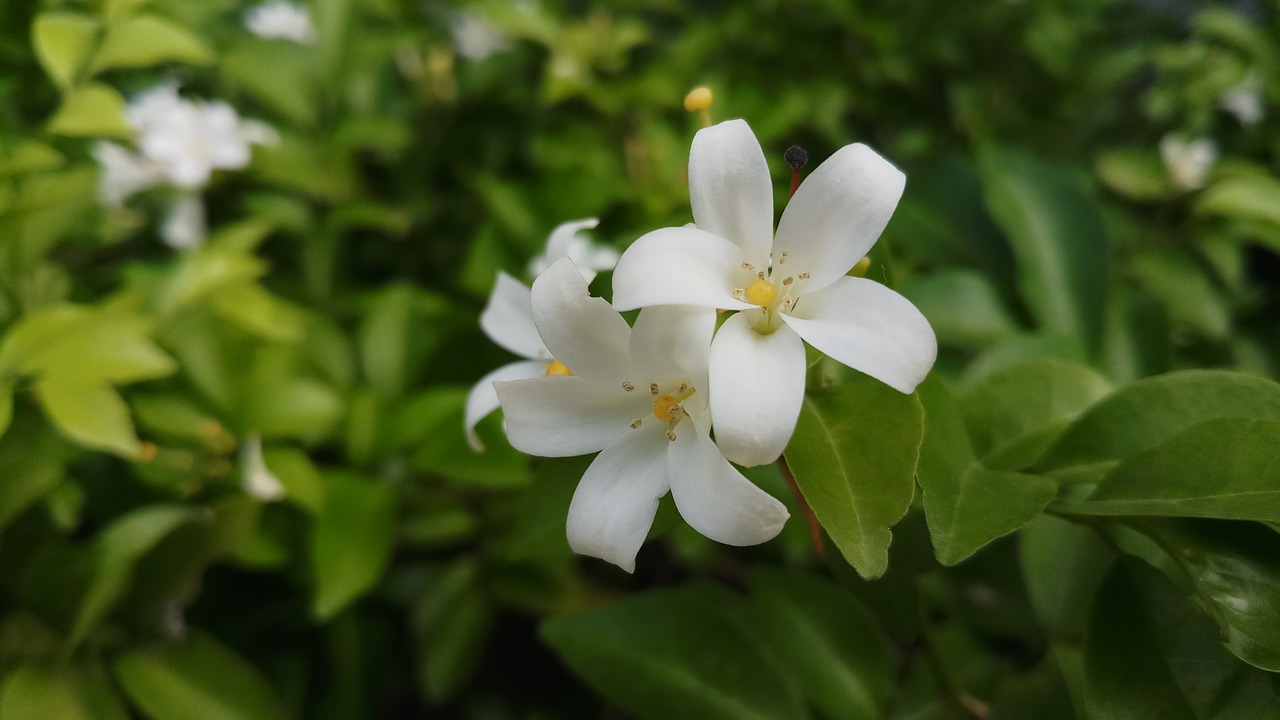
[35,374,140,457]
[87,14,214,76]
[32,12,101,90]
[46,83,132,139]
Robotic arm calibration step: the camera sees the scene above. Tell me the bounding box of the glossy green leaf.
[1037,370,1280,472]
[46,83,132,139]
[1083,561,1280,719]
[978,146,1109,350]
[31,13,100,90]
[785,376,924,579]
[1060,418,1280,520]
[115,631,288,720]
[0,663,128,720]
[87,14,213,75]
[311,474,395,619]
[749,568,895,720]
[1019,515,1113,639]
[67,505,201,650]
[35,374,140,457]
[542,585,810,720]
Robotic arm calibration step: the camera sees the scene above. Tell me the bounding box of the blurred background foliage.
[1,0,1279,718]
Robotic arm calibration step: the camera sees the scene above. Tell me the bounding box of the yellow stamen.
[683,86,714,127]
[545,360,572,376]
[745,278,776,307]
[652,395,680,422]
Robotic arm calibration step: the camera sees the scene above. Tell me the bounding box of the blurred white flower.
[161,196,206,250]
[1159,134,1217,191]
[612,119,936,467]
[241,436,287,501]
[466,217,615,451]
[450,12,510,61]
[495,259,789,572]
[244,1,316,44]
[92,141,164,208]
[1219,72,1264,127]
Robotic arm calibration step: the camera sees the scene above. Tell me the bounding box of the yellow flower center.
[545,360,572,376]
[652,395,680,422]
[745,278,776,307]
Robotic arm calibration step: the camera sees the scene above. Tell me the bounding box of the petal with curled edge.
[668,416,789,546]
[480,272,548,360]
[708,313,807,467]
[566,424,671,572]
[531,258,632,382]
[772,143,905,294]
[612,226,755,312]
[495,375,640,457]
[689,119,774,267]
[464,360,548,451]
[782,276,937,394]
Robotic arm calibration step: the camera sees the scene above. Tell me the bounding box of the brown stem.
[777,456,825,558]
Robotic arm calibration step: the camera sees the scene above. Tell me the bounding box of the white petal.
[241,436,286,501]
[531,258,632,382]
[783,276,937,394]
[689,119,774,266]
[707,313,806,467]
[628,305,715,388]
[566,425,671,572]
[480,272,548,360]
[495,376,637,457]
[541,217,600,266]
[773,143,906,294]
[464,360,548,452]
[668,417,789,546]
[161,196,206,250]
[611,226,755,312]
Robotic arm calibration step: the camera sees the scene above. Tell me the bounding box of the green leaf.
[748,568,895,720]
[0,423,64,532]
[412,561,493,702]
[978,146,1110,350]
[68,505,200,650]
[131,393,214,441]
[404,388,531,488]
[1060,418,1280,520]
[46,83,132,139]
[358,285,431,399]
[961,359,1112,461]
[260,446,325,514]
[208,284,304,343]
[924,463,1057,566]
[1197,176,1280,227]
[898,270,1021,347]
[222,42,316,127]
[311,474,395,619]
[35,374,140,457]
[86,14,214,75]
[1136,521,1280,673]
[0,381,12,440]
[0,663,128,720]
[115,631,288,720]
[19,313,175,384]
[542,586,810,720]
[1037,370,1280,472]
[1083,560,1280,719]
[1094,148,1175,201]
[1019,515,1114,639]
[0,141,67,176]
[31,13,101,90]
[785,376,924,579]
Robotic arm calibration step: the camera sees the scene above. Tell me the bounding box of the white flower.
[241,436,286,501]
[1159,134,1217,191]
[244,1,316,44]
[450,12,510,61]
[612,119,937,467]
[92,141,164,207]
[465,218,615,450]
[161,195,206,250]
[1220,72,1264,127]
[494,258,789,572]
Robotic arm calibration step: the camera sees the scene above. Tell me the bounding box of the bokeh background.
[0,0,1278,718]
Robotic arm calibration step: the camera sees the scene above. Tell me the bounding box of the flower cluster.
[93,84,276,248]
[472,119,937,571]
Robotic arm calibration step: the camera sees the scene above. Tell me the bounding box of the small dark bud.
[784,145,808,170]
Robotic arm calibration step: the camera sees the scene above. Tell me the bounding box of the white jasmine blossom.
[1159,134,1217,191]
[92,141,164,208]
[494,258,789,571]
[465,218,616,450]
[450,12,511,61]
[244,1,316,44]
[161,195,206,250]
[1219,71,1264,127]
[612,119,937,467]
[241,436,286,501]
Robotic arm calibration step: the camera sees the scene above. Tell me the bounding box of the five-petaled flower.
[494,258,789,571]
[612,119,937,467]
[465,218,617,450]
